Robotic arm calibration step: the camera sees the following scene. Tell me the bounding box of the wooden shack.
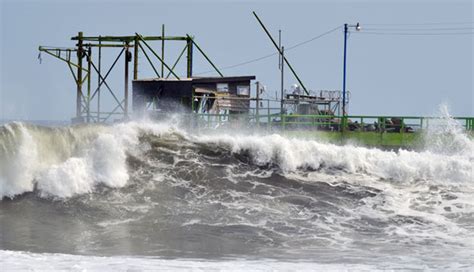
[132,76,255,115]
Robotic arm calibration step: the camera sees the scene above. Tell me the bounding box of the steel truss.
[39,27,223,123]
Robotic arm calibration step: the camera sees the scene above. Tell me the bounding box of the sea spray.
[0,120,183,199]
[0,118,473,268]
[194,133,472,184]
[0,116,473,199]
[0,123,38,198]
[423,104,474,157]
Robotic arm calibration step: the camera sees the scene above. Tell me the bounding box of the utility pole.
[342,22,360,116]
[280,46,284,115]
[278,30,282,70]
[342,24,348,116]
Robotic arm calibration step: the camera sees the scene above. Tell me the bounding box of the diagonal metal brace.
[186,34,223,77]
[136,33,180,79]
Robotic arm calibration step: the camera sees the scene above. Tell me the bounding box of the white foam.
[0,121,179,199]
[0,250,400,271]
[0,123,39,198]
[0,113,472,199]
[195,132,473,185]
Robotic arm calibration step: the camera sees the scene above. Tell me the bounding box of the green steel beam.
[39,47,88,72]
[88,48,125,101]
[85,43,131,48]
[72,35,188,42]
[161,24,165,78]
[138,42,161,78]
[67,62,78,83]
[136,33,180,79]
[186,34,223,77]
[166,44,188,78]
[186,37,193,77]
[84,51,126,112]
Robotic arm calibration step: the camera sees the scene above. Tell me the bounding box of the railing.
[192,113,474,132]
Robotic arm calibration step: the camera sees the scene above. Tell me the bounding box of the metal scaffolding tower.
[38,28,222,123]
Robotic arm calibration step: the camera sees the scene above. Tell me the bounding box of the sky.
[0,0,472,121]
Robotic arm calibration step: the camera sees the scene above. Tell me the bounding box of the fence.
[193,113,474,133]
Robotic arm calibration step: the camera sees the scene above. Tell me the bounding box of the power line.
[363,21,474,26]
[362,27,474,31]
[284,25,342,51]
[194,25,342,75]
[353,31,474,36]
[195,52,278,75]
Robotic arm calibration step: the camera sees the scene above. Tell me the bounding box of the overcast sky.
[0,0,472,120]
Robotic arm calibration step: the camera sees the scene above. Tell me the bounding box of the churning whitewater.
[0,117,473,269]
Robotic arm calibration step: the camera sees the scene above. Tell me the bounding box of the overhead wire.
[362,21,474,26]
[195,22,473,75]
[194,25,342,75]
[352,31,474,36]
[362,27,474,31]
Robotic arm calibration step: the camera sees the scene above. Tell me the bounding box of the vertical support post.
[133,35,139,80]
[278,30,281,70]
[186,37,193,78]
[124,42,130,119]
[342,23,348,116]
[267,100,270,131]
[280,46,284,115]
[98,36,101,122]
[87,46,91,123]
[256,81,260,127]
[161,24,165,78]
[76,31,83,120]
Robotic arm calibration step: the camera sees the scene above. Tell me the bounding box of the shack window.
[237,85,250,96]
[216,83,229,93]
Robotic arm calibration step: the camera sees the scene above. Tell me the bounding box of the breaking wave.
[0,113,473,267]
[0,115,472,199]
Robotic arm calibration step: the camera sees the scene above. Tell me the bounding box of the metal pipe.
[342,23,348,116]
[252,11,309,95]
[161,24,165,78]
[278,30,281,70]
[138,42,161,78]
[136,33,179,79]
[124,42,130,118]
[98,37,101,122]
[187,37,193,78]
[133,35,139,80]
[39,49,87,71]
[87,55,126,111]
[76,31,83,120]
[167,44,188,78]
[256,81,260,126]
[87,46,91,122]
[280,46,284,114]
[72,35,188,42]
[186,34,223,77]
[90,48,125,101]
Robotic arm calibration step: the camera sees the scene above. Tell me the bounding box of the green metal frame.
[39,29,223,123]
[192,112,474,132]
[190,112,473,147]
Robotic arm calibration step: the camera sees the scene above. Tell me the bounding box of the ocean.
[0,116,473,271]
